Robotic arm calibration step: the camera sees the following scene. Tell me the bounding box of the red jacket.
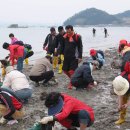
[9,45,24,66]
[55,94,94,128]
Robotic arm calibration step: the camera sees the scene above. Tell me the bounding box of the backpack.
[24,44,32,50]
[121,61,130,81]
[97,50,104,59]
[73,33,80,43]
[14,41,24,46]
[121,61,130,75]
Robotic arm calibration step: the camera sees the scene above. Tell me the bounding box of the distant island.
[8,24,28,28]
[63,8,130,26]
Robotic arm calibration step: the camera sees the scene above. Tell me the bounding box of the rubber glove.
[0,117,6,124]
[40,116,53,124]
[94,81,98,86]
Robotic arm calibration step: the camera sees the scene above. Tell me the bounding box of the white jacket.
[2,66,31,92]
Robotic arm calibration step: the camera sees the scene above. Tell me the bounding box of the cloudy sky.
[0,0,130,25]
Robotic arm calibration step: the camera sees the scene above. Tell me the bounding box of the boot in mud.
[115,118,125,125]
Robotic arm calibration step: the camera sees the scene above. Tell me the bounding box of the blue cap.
[48,97,64,116]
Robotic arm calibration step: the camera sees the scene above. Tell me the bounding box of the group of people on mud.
[0,24,128,130]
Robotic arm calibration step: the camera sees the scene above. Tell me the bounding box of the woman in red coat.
[40,92,94,130]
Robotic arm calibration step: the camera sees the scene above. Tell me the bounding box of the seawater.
[0,26,130,61]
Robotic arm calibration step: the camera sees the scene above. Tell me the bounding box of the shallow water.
[0,26,130,60]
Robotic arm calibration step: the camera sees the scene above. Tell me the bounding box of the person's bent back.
[29,55,54,86]
[2,66,32,102]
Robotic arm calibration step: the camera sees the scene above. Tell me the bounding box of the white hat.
[113,76,129,96]
[5,66,14,74]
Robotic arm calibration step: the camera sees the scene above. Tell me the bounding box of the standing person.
[29,55,56,87]
[119,40,130,75]
[9,33,18,44]
[71,61,98,90]
[55,26,65,74]
[0,88,24,125]
[60,25,83,89]
[90,49,105,69]
[40,92,94,130]
[104,28,108,38]
[2,66,32,103]
[113,76,130,125]
[92,28,96,37]
[43,27,57,69]
[2,42,27,72]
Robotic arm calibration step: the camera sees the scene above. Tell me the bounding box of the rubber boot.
[115,95,128,125]
[25,58,29,65]
[58,63,63,74]
[67,70,75,89]
[53,56,58,69]
[115,110,126,125]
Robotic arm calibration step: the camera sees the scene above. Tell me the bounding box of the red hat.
[90,49,97,56]
[119,40,128,46]
[118,39,128,53]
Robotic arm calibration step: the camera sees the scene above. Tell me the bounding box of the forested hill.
[63,8,130,26]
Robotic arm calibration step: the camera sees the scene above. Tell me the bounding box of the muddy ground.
[1,48,130,130]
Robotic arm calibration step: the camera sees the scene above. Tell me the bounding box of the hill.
[115,10,130,25]
[63,8,130,26]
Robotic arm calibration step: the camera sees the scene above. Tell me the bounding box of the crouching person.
[40,92,94,130]
[90,49,105,69]
[113,76,130,125]
[29,55,55,87]
[0,88,24,125]
[2,66,32,103]
[71,61,98,90]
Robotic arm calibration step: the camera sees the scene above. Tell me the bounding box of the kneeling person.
[40,92,94,130]
[71,61,98,90]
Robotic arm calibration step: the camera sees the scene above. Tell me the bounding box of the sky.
[0,0,130,25]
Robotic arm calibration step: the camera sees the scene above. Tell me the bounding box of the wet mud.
[1,48,130,130]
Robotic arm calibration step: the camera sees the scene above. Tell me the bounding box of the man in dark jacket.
[60,25,83,89]
[43,27,57,69]
[71,61,98,90]
[55,26,65,74]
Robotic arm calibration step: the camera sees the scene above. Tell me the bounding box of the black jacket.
[71,62,94,83]
[55,33,65,55]
[60,34,83,59]
[43,34,56,53]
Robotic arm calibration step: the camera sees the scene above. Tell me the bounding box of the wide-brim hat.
[48,97,64,116]
[113,76,129,96]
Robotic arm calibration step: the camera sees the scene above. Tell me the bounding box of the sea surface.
[0,26,130,61]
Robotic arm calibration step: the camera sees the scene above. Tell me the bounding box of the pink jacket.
[11,37,18,44]
[9,45,24,66]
